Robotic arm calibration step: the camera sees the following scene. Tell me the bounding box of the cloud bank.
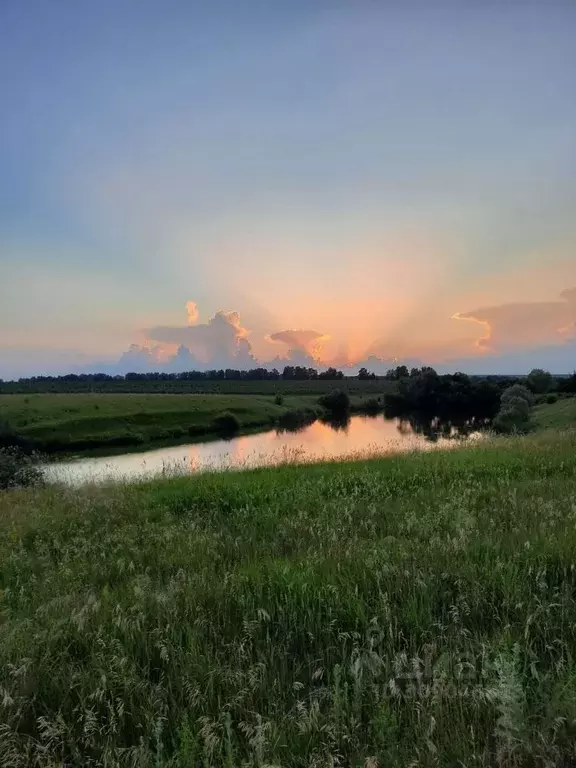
[127,288,576,375]
[4,288,576,379]
[453,287,576,352]
[145,308,250,366]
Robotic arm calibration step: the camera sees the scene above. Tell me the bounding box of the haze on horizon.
[1,1,575,379]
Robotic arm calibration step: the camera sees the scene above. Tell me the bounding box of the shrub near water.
[0,448,44,490]
[3,434,576,764]
[318,388,350,415]
[211,411,241,433]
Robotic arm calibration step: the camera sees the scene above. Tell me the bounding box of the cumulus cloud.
[106,288,576,376]
[267,329,329,361]
[142,301,252,366]
[185,301,199,326]
[117,343,160,373]
[235,337,257,367]
[452,287,576,352]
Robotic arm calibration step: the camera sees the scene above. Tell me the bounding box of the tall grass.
[1,432,576,765]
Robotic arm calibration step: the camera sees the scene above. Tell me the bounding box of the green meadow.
[0,393,346,454]
[2,429,576,765]
[533,395,576,430]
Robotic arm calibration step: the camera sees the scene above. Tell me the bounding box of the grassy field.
[0,392,381,454]
[0,378,390,396]
[533,395,576,430]
[2,432,576,764]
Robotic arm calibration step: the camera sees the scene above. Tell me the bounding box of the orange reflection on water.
[47,415,477,486]
[184,415,452,474]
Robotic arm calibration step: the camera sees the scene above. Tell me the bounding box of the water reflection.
[45,414,482,486]
[396,415,489,442]
[319,413,351,432]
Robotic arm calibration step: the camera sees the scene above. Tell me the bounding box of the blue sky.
[1,1,575,376]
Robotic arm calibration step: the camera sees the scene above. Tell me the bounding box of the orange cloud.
[185,301,199,326]
[267,329,330,361]
[452,287,576,352]
[145,302,250,364]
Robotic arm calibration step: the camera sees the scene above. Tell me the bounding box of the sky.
[1,0,575,378]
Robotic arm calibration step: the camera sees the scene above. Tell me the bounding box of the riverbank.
[2,430,576,764]
[3,390,573,457]
[0,392,384,454]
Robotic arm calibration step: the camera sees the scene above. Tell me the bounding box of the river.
[44,414,482,485]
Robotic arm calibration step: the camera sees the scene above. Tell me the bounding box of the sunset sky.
[1,1,575,377]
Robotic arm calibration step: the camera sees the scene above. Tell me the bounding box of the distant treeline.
[1,364,576,399]
[2,365,345,386]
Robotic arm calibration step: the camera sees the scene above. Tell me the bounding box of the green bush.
[546,393,558,405]
[494,385,536,434]
[360,397,381,414]
[0,448,44,490]
[274,393,284,406]
[277,408,317,432]
[318,389,350,414]
[502,396,530,418]
[493,405,532,434]
[212,412,241,433]
[501,384,534,408]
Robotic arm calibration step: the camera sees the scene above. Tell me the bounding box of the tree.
[502,396,530,419]
[493,403,531,434]
[358,367,376,380]
[559,372,576,394]
[526,368,553,394]
[384,365,410,381]
[471,379,501,419]
[318,367,344,380]
[501,384,534,408]
[493,384,535,434]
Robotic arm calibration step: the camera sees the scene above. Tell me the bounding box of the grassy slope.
[0,393,332,452]
[1,392,383,454]
[534,395,576,430]
[2,433,576,764]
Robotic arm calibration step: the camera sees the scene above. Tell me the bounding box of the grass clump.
[3,433,576,763]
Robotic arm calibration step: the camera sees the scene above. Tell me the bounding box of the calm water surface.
[45,415,481,485]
